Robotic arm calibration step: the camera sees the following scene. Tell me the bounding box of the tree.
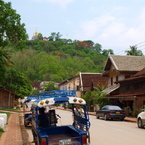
[82,84,108,111]
[0,48,13,83]
[125,46,144,56]
[38,33,43,40]
[55,32,62,41]
[84,40,94,46]
[48,32,62,41]
[102,49,114,56]
[94,43,102,53]
[1,67,32,98]
[0,0,27,49]
[43,82,59,91]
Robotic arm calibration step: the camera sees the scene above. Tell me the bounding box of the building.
[31,30,38,40]
[102,54,145,115]
[0,87,16,108]
[115,67,145,109]
[58,72,108,97]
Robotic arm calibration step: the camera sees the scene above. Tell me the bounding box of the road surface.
[25,109,145,145]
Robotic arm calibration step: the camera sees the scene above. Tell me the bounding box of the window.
[76,86,80,91]
[111,77,113,85]
[125,75,130,79]
[116,76,118,82]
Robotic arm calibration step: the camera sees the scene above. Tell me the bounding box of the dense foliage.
[0,0,27,49]
[0,0,31,98]
[0,0,114,98]
[10,38,114,82]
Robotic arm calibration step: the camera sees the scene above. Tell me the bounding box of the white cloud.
[75,10,145,54]
[32,0,75,8]
[75,15,115,39]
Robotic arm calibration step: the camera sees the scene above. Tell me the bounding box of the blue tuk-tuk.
[30,90,91,145]
[24,95,39,127]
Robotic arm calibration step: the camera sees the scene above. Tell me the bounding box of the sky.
[3,0,145,55]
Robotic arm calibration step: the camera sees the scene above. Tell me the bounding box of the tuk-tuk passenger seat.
[48,109,57,127]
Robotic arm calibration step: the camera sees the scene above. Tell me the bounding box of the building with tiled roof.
[102,54,145,115]
[58,72,108,97]
[113,67,145,110]
[102,54,145,95]
[80,73,108,92]
[103,54,145,76]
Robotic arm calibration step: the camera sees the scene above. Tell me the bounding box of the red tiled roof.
[31,82,41,89]
[81,73,108,91]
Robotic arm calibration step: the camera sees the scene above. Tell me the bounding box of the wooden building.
[102,54,145,115]
[115,67,145,109]
[0,87,16,108]
[58,72,108,97]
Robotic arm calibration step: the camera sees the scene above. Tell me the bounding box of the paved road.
[25,109,145,145]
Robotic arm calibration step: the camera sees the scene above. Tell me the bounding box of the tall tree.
[102,49,114,56]
[43,82,59,91]
[2,67,32,98]
[0,0,27,49]
[126,46,144,56]
[94,43,102,53]
[38,33,43,40]
[0,48,13,83]
[55,32,62,41]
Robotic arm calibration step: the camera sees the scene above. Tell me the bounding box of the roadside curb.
[61,108,137,123]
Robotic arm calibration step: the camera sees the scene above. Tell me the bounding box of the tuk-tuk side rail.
[25,95,39,101]
[73,116,90,131]
[39,90,76,97]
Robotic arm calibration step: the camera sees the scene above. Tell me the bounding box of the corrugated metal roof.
[102,84,119,94]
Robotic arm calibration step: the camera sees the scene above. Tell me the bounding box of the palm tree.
[125,46,144,56]
[0,48,13,84]
[0,48,13,66]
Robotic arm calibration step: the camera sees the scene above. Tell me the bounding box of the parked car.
[96,105,126,121]
[137,109,145,128]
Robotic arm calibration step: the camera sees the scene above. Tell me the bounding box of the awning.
[104,92,145,99]
[113,92,145,97]
[104,96,136,99]
[102,84,119,94]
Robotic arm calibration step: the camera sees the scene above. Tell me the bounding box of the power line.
[134,41,145,47]
[115,41,145,55]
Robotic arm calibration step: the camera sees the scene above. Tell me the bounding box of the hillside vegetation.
[8,38,113,82]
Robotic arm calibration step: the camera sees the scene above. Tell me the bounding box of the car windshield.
[107,106,121,110]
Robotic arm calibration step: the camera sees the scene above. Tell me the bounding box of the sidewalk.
[0,112,23,145]
[0,109,137,145]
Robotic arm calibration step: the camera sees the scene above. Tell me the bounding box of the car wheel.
[96,114,99,119]
[104,114,108,120]
[138,118,143,128]
[120,118,124,121]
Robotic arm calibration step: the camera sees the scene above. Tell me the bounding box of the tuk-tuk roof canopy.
[32,96,86,108]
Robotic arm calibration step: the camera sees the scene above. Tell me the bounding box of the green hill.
[9,39,113,82]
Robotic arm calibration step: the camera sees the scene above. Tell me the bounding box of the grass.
[0,107,20,111]
[0,107,21,137]
[0,128,4,137]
